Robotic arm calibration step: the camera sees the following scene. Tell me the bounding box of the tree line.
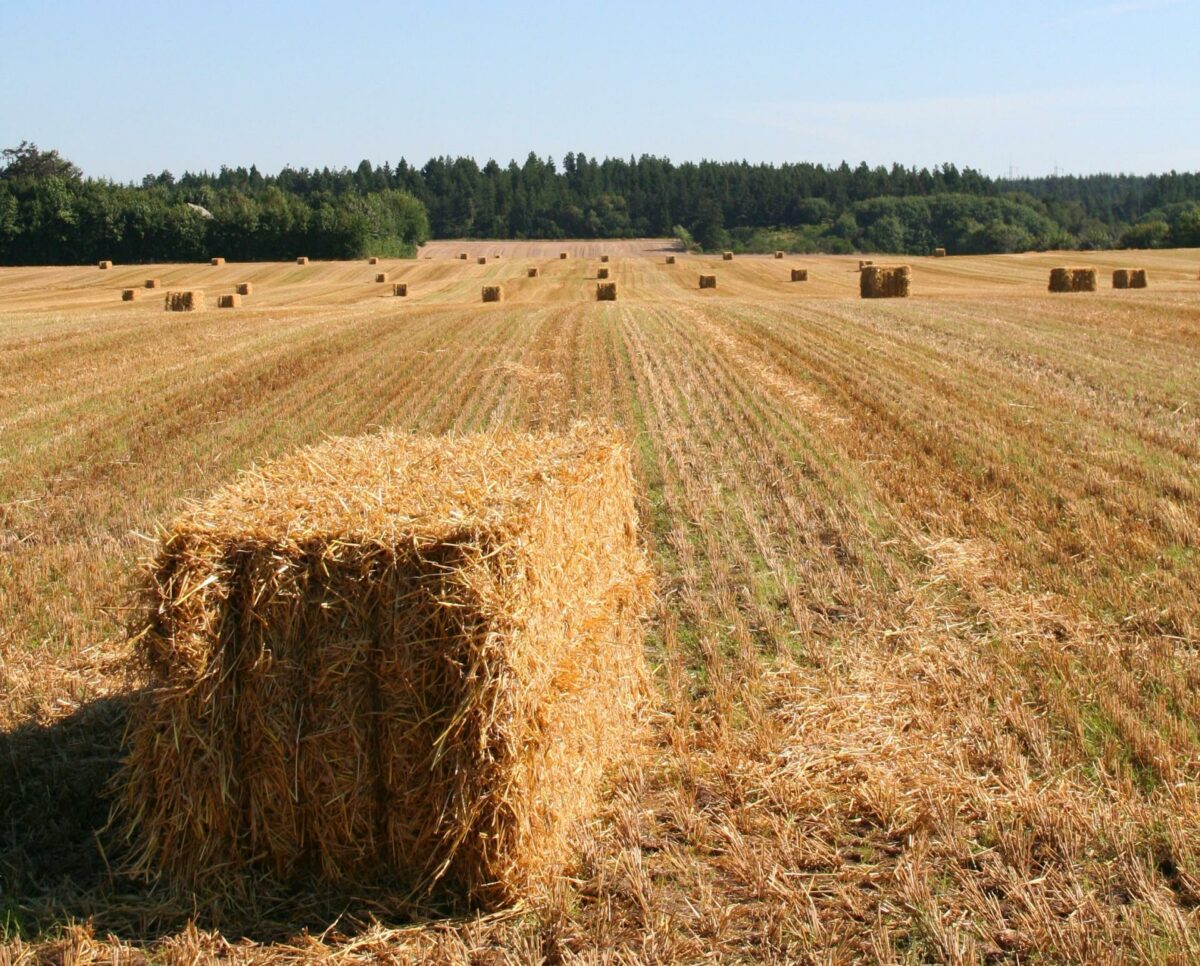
[2,142,1198,264]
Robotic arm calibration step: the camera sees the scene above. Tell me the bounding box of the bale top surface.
[170,425,625,550]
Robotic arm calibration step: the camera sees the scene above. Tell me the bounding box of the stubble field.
[1,244,1199,963]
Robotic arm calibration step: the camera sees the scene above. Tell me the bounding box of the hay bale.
[236,282,253,296]
[121,288,138,301]
[597,266,610,279]
[858,259,873,270]
[596,281,617,301]
[1112,269,1131,289]
[375,273,389,283]
[1114,268,1148,289]
[722,251,733,260]
[98,260,113,270]
[144,278,161,289]
[934,247,947,257]
[459,252,469,260]
[369,257,380,265]
[392,282,408,296]
[699,274,717,289]
[164,290,204,312]
[860,265,911,299]
[1048,267,1097,293]
[774,251,784,259]
[1130,268,1148,288]
[217,293,241,309]
[790,268,808,282]
[477,256,488,265]
[527,267,540,278]
[296,257,309,265]
[560,252,569,259]
[665,255,676,264]
[211,257,225,266]
[482,285,503,302]
[600,254,610,263]
[112,424,650,908]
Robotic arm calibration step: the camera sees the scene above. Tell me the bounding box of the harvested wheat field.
[1,246,1200,962]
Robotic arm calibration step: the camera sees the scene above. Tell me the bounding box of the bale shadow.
[0,695,470,945]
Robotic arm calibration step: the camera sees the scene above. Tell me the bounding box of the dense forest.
[2,142,1199,264]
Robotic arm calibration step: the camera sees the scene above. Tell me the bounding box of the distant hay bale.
[774,251,784,259]
[665,255,676,264]
[1048,267,1097,293]
[375,273,389,283]
[790,268,808,282]
[597,267,610,279]
[722,251,733,260]
[478,256,488,265]
[369,257,380,265]
[560,252,569,259]
[99,260,113,270]
[144,278,161,289]
[164,290,203,312]
[392,282,408,296]
[482,285,503,302]
[699,274,717,289]
[934,247,947,257]
[1113,268,1148,289]
[596,281,617,301]
[527,267,540,277]
[217,293,241,309]
[112,423,651,908]
[236,282,253,296]
[858,259,873,270]
[860,265,911,299]
[459,252,469,260]
[121,288,138,301]
[494,254,502,259]
[296,257,309,265]
[211,257,225,266]
[600,254,610,263]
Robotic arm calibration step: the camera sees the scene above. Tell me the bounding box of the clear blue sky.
[2,0,1196,181]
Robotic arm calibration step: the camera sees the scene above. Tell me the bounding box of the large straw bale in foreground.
[860,265,911,298]
[1049,267,1097,292]
[114,424,652,907]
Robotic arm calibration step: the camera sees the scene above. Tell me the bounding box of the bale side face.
[99,260,112,269]
[1113,269,1131,289]
[392,283,408,296]
[666,255,676,264]
[1050,267,1097,292]
[121,288,138,301]
[482,285,503,302]
[775,251,784,259]
[860,266,911,299]
[722,251,733,260]
[375,273,389,283]
[791,268,808,282]
[369,257,380,265]
[217,293,241,308]
[211,258,225,266]
[145,278,161,289]
[596,281,617,301]
[597,267,610,279]
[164,290,204,311]
[600,254,609,262]
[477,256,488,265]
[559,252,568,259]
[527,268,539,277]
[934,248,947,257]
[459,252,469,260]
[235,282,253,296]
[296,257,309,265]
[114,424,651,909]
[1130,269,1148,288]
[699,274,717,289]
